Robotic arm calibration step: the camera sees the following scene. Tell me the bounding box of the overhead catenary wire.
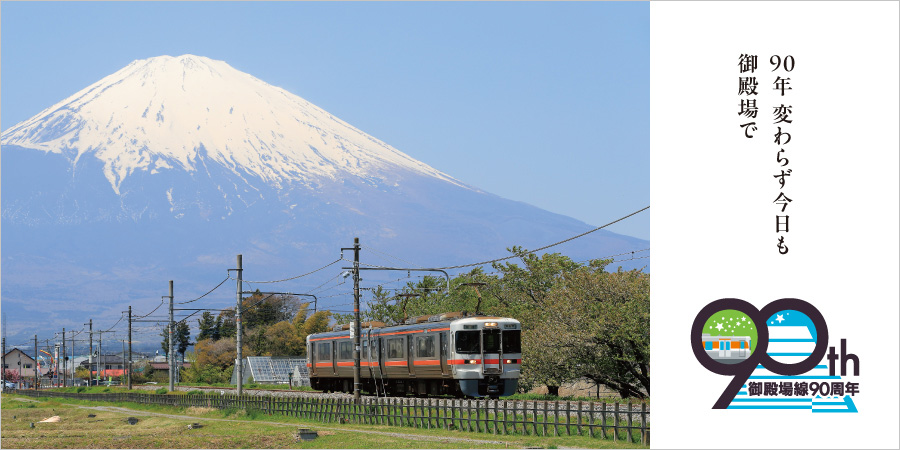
[361,245,424,269]
[231,258,342,284]
[176,275,231,304]
[431,206,650,270]
[134,299,165,319]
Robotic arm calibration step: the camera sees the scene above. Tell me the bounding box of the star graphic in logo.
[715,322,724,331]
[776,314,785,324]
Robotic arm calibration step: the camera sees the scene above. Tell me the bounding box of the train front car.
[449,316,521,398]
[306,313,522,399]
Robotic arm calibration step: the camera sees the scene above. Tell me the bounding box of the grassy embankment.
[1,392,648,449]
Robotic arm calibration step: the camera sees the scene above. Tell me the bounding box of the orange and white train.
[306,312,522,398]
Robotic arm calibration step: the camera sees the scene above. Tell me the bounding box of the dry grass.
[185,406,216,415]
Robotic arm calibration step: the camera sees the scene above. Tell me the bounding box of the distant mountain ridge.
[1,55,648,345]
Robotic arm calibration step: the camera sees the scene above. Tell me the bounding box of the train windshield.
[502,330,521,353]
[456,328,518,353]
[483,329,501,352]
[455,331,480,353]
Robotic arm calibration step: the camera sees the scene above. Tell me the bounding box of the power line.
[98,314,125,334]
[232,258,342,284]
[134,299,165,319]
[361,245,424,269]
[432,206,650,270]
[305,272,343,295]
[176,276,231,304]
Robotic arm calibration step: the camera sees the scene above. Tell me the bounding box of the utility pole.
[61,329,66,387]
[235,254,243,395]
[1,336,5,386]
[168,280,174,392]
[86,320,93,385]
[353,237,361,401]
[33,335,38,390]
[98,331,103,383]
[55,343,60,387]
[70,332,75,387]
[127,306,132,390]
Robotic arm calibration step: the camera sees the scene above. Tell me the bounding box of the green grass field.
[1,393,648,449]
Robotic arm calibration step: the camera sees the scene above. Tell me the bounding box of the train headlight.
[484,322,498,327]
[468,360,477,365]
[504,359,513,364]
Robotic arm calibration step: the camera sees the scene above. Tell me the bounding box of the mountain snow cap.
[1,54,465,194]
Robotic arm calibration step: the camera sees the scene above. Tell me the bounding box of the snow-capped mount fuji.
[2,54,463,196]
[1,55,647,342]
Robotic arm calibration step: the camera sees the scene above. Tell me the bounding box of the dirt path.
[10,397,519,447]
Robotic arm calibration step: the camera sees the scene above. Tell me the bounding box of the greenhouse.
[230,356,309,386]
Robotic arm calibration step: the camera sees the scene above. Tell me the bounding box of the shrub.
[154,388,168,395]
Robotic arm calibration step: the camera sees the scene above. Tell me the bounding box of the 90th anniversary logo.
[691,298,859,412]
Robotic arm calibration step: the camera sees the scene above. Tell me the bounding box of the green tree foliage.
[197,311,220,341]
[182,360,233,384]
[264,321,306,356]
[303,311,332,335]
[334,246,649,399]
[176,321,191,359]
[160,321,191,361]
[217,312,236,339]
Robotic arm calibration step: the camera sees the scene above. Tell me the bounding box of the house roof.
[149,362,191,370]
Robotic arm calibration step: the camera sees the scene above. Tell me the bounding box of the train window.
[339,341,352,360]
[455,331,480,353]
[705,341,713,351]
[483,329,501,352]
[417,335,435,358]
[317,342,331,361]
[387,338,404,359]
[502,330,521,353]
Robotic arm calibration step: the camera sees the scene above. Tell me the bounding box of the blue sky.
[1,1,649,240]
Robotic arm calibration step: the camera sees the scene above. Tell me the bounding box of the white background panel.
[650,2,898,448]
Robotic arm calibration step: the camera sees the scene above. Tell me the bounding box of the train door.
[362,333,371,379]
[371,337,383,380]
[407,335,416,377]
[331,341,337,376]
[309,341,316,377]
[439,332,449,376]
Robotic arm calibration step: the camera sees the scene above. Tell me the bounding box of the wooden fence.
[11,389,649,444]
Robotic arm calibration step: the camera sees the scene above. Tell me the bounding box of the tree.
[537,266,650,398]
[176,321,191,360]
[300,310,332,338]
[265,321,306,356]
[160,321,191,361]
[197,311,219,341]
[217,313,235,339]
[4,369,23,382]
[240,291,302,330]
[194,337,243,368]
[74,366,90,380]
